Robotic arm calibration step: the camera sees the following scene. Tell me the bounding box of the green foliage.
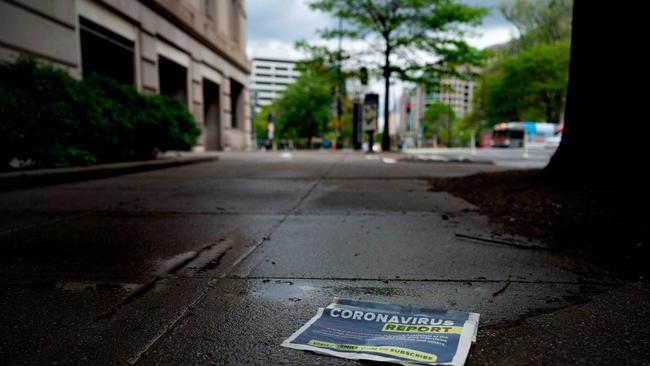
[273,71,335,145]
[0,56,199,169]
[423,101,455,139]
[480,42,570,124]
[500,0,572,53]
[295,41,348,80]
[308,0,489,79]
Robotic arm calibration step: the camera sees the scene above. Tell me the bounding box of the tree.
[482,42,570,124]
[500,0,572,53]
[308,0,487,151]
[423,101,455,145]
[273,71,334,147]
[545,1,649,185]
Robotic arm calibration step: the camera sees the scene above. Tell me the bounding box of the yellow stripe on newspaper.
[382,323,464,334]
[307,339,438,362]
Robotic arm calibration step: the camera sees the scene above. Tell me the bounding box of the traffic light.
[360,67,368,85]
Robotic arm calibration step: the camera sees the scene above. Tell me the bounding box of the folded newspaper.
[282,299,479,365]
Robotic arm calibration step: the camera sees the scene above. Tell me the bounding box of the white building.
[398,87,426,147]
[249,47,301,113]
[428,71,477,119]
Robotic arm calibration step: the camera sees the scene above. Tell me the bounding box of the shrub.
[0,56,199,169]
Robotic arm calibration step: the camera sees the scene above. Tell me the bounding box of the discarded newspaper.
[282,299,479,365]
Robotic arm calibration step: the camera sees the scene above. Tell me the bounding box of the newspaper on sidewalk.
[282,299,479,365]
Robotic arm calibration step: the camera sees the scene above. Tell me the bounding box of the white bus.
[491,122,557,148]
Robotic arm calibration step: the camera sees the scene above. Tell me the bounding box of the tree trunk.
[544,1,649,186]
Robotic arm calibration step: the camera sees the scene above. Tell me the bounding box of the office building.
[249,47,300,114]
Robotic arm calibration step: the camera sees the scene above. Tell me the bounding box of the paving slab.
[0,212,281,279]
[128,178,317,214]
[468,283,650,366]
[234,213,602,283]
[0,275,217,365]
[296,179,475,214]
[137,278,611,365]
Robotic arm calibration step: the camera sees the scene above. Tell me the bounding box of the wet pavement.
[0,151,624,365]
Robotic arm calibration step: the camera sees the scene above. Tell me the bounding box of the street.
[405,147,557,169]
[0,151,619,364]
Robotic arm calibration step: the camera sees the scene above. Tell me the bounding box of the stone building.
[0,0,251,151]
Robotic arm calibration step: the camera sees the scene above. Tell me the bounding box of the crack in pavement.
[224,275,622,286]
[127,159,344,365]
[455,233,560,252]
[219,159,341,276]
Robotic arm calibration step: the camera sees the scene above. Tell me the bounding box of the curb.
[0,155,219,191]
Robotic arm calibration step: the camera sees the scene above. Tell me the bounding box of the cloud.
[466,25,519,49]
[247,0,335,53]
[247,0,515,54]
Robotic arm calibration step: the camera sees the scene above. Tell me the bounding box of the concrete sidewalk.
[0,151,643,365]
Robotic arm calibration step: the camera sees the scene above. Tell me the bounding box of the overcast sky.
[246,0,517,57]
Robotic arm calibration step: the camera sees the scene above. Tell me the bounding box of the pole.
[470,130,476,155]
[447,113,452,148]
[523,126,529,158]
[333,16,342,151]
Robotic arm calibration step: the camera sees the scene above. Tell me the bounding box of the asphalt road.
[0,151,619,365]
[405,147,557,169]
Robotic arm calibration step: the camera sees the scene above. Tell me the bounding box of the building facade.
[0,0,251,151]
[249,54,299,114]
[398,68,478,147]
[427,73,477,120]
[398,86,426,148]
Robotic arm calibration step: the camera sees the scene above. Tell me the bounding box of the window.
[255,73,272,78]
[159,55,188,106]
[230,78,243,128]
[79,17,135,86]
[256,65,271,70]
[276,67,288,71]
[203,0,215,20]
